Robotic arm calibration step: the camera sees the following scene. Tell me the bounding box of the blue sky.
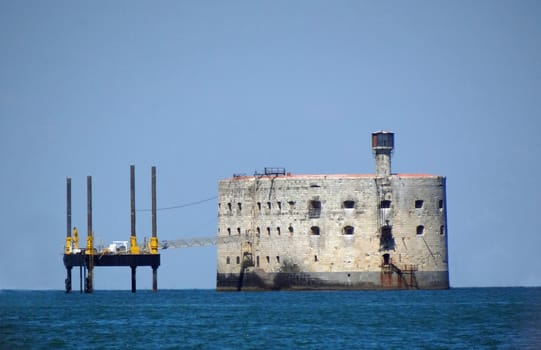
[1,1,540,290]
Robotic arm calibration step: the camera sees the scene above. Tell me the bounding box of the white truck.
[107,241,129,254]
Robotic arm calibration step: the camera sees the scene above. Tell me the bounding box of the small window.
[309,200,321,218]
[266,227,271,236]
[417,225,424,235]
[267,202,272,210]
[288,201,296,207]
[310,226,320,235]
[438,200,443,210]
[277,201,282,210]
[415,200,424,209]
[266,256,270,263]
[256,256,260,267]
[277,227,281,235]
[440,225,445,235]
[237,227,241,235]
[288,225,294,233]
[227,202,232,211]
[380,200,391,209]
[276,256,280,263]
[236,256,240,264]
[314,255,318,262]
[343,200,355,209]
[227,228,231,236]
[257,227,261,235]
[343,226,354,235]
[226,257,230,264]
[238,202,242,211]
[257,202,261,211]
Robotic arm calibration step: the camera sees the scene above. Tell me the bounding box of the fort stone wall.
[216,174,448,290]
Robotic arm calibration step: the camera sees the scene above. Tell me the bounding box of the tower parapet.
[372,131,394,177]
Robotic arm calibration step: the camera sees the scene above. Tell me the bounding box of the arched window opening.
[288,225,294,234]
[417,225,424,235]
[308,200,321,218]
[343,200,355,209]
[236,256,240,264]
[343,226,354,235]
[226,257,230,264]
[310,226,320,235]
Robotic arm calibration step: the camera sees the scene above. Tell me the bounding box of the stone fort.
[216,131,449,290]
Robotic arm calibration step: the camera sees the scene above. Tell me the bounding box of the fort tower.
[372,130,394,177]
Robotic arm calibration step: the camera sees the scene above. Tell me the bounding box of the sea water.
[1,288,540,349]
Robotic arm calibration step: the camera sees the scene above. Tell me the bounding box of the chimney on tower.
[372,131,394,177]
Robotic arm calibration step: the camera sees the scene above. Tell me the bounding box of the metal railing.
[159,235,243,250]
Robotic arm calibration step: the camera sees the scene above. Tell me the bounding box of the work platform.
[64,253,160,268]
[64,165,160,293]
[63,252,160,293]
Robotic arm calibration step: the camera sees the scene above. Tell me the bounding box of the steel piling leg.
[131,266,136,293]
[152,266,158,292]
[65,267,72,293]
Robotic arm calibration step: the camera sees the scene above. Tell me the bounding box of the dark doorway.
[380,200,391,209]
[383,253,390,265]
[380,225,395,250]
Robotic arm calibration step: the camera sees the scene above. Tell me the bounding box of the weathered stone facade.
[216,132,449,290]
